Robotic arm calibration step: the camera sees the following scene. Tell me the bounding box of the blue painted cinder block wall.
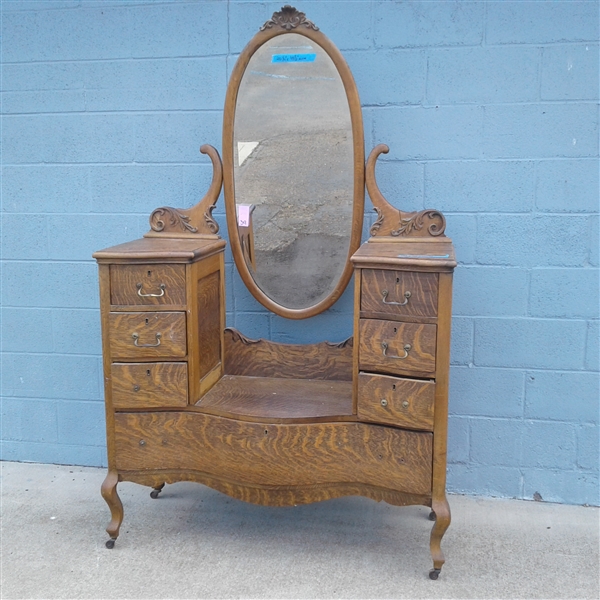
[1,0,598,505]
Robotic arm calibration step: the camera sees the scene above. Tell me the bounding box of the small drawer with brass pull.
[111,362,188,409]
[360,270,438,320]
[110,264,186,307]
[359,319,436,377]
[358,372,435,431]
[109,312,186,359]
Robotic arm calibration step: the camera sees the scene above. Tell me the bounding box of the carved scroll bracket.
[366,144,446,240]
[145,144,222,239]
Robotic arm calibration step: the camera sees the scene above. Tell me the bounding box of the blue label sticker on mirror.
[272,53,316,63]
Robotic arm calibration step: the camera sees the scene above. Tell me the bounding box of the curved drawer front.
[114,411,433,496]
[109,312,187,359]
[361,270,438,319]
[111,362,188,409]
[359,319,436,377]
[110,264,186,306]
[358,372,434,431]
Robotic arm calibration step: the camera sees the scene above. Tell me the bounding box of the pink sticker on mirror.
[238,205,250,227]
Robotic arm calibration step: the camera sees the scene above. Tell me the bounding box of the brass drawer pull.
[136,283,166,298]
[381,290,411,306]
[381,342,411,359]
[132,332,162,347]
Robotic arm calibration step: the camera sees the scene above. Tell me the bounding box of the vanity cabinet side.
[351,240,456,497]
[187,251,226,401]
[98,263,118,472]
[94,238,226,472]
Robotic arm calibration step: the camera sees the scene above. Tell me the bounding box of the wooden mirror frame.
[222,6,365,320]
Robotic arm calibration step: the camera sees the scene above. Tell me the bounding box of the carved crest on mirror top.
[260,5,318,31]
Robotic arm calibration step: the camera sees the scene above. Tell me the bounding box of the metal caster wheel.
[150,483,165,499]
[429,569,441,580]
[105,538,116,549]
[428,510,436,521]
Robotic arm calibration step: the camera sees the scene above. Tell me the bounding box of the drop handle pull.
[137,283,166,298]
[381,290,411,306]
[381,342,411,359]
[132,332,162,347]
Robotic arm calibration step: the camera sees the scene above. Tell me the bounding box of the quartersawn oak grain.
[359,319,437,377]
[109,312,187,360]
[224,328,353,381]
[95,6,455,578]
[197,271,221,380]
[357,372,435,431]
[361,270,438,319]
[196,375,353,422]
[121,469,431,508]
[114,411,433,495]
[111,362,188,409]
[110,264,186,307]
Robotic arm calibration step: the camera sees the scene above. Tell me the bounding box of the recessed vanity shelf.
[196,375,354,423]
[94,6,455,579]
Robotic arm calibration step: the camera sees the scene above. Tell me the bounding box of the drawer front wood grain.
[114,411,433,496]
[109,312,187,359]
[111,362,188,409]
[110,264,186,306]
[359,319,436,377]
[361,270,438,319]
[358,373,434,431]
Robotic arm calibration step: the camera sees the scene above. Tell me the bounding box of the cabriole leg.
[429,496,450,579]
[101,470,123,549]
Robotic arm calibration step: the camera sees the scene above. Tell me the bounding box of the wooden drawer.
[359,319,436,377]
[114,411,433,496]
[109,312,187,360]
[111,362,188,409]
[358,373,434,431]
[361,270,438,319]
[110,264,186,306]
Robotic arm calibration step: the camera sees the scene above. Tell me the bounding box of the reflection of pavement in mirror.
[255,234,347,309]
[233,33,354,309]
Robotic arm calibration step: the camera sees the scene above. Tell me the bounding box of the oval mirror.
[223,13,364,319]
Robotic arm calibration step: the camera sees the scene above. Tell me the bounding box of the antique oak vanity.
[94,6,455,579]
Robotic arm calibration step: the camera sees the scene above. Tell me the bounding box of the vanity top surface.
[352,240,456,270]
[93,237,226,262]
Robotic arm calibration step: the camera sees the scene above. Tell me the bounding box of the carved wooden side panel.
[224,328,353,380]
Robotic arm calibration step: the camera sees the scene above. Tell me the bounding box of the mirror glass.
[233,33,354,309]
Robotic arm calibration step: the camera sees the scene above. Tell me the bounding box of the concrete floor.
[1,461,598,599]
